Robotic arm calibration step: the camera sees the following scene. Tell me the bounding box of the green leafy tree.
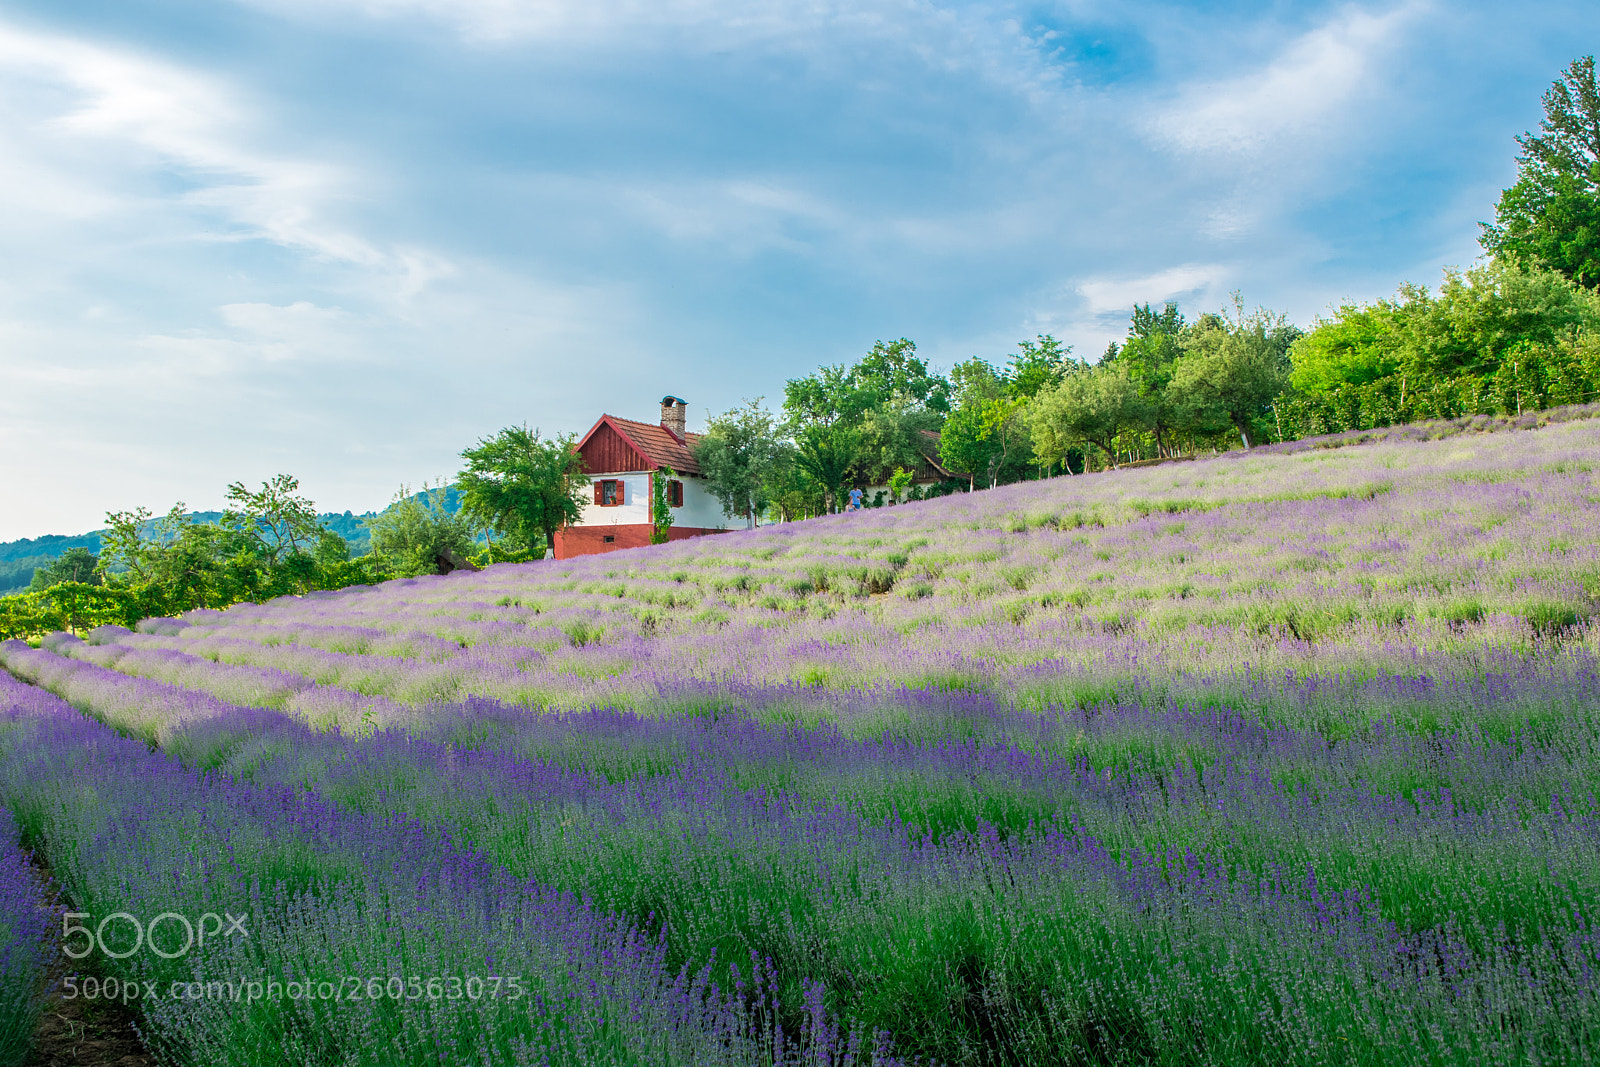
[938,358,1034,488]
[98,505,166,587]
[1288,259,1600,421]
[762,445,813,522]
[783,339,953,491]
[793,423,860,513]
[854,398,942,487]
[938,360,1000,489]
[222,475,329,565]
[692,399,785,527]
[1007,335,1071,399]
[1394,259,1600,382]
[936,402,989,492]
[1172,300,1298,449]
[980,396,1029,487]
[457,426,586,557]
[1114,303,1187,456]
[364,484,480,577]
[783,363,861,428]
[849,338,952,412]
[1289,302,1404,395]
[1483,56,1600,287]
[786,339,952,426]
[7,478,380,638]
[1027,361,1152,470]
[27,547,101,592]
[99,504,258,611]
[887,467,914,504]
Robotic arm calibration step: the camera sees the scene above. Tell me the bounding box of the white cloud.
[0,21,450,292]
[1075,263,1227,316]
[214,300,357,361]
[248,0,895,45]
[612,178,847,253]
[1146,3,1425,159]
[238,0,1074,109]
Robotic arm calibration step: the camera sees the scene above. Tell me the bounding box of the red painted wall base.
[553,524,727,560]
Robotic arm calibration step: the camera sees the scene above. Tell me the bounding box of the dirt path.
[24,993,156,1067]
[22,856,159,1067]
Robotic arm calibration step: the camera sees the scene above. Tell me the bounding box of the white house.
[552,396,731,559]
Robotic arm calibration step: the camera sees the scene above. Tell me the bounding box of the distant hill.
[0,507,413,595]
[0,487,475,595]
[0,531,106,565]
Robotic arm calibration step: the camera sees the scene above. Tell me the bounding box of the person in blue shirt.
[847,487,863,512]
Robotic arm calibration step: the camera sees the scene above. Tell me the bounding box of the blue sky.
[0,0,1594,539]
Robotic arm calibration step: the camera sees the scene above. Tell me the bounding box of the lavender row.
[44,615,1600,767]
[17,635,1600,947]
[11,643,1600,1062]
[0,669,898,1066]
[0,805,53,1064]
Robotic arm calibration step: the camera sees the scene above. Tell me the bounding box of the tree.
[221,475,328,565]
[940,396,1029,489]
[761,444,812,522]
[27,547,100,592]
[939,359,1001,489]
[10,478,380,637]
[887,467,914,504]
[1394,259,1600,382]
[98,503,256,610]
[1027,361,1151,470]
[365,484,480,577]
[1483,56,1600,287]
[692,399,785,527]
[99,505,166,586]
[783,363,861,428]
[1289,259,1600,398]
[1171,299,1297,449]
[782,339,952,492]
[938,358,1035,488]
[853,398,939,487]
[457,426,587,557]
[1114,303,1186,456]
[1007,335,1071,399]
[1288,302,1404,395]
[849,338,952,413]
[792,423,860,513]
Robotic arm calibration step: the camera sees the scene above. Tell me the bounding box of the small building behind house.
[553,396,731,559]
[855,429,966,505]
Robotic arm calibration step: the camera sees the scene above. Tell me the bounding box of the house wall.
[674,474,731,530]
[554,522,725,559]
[574,473,653,529]
[574,472,730,532]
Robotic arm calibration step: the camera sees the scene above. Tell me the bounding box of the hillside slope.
[43,416,1598,727]
[4,417,1600,1066]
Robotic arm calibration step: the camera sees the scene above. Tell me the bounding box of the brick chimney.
[660,395,687,441]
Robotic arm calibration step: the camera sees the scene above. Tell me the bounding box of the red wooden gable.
[574,415,703,476]
[577,420,652,474]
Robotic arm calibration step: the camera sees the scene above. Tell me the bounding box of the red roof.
[576,414,704,476]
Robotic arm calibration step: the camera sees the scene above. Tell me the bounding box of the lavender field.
[3,418,1600,1065]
